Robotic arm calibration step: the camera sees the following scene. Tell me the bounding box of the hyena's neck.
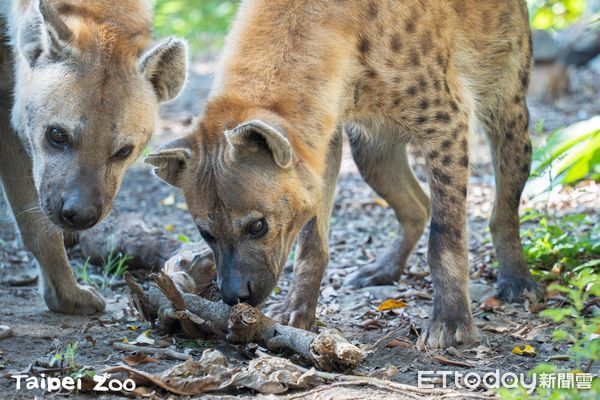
[209,0,359,176]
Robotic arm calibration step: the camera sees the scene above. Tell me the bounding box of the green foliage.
[520,210,599,280]
[531,118,600,190]
[504,207,599,399]
[498,266,600,399]
[527,0,587,30]
[101,252,131,289]
[177,234,191,244]
[153,0,238,51]
[49,342,78,370]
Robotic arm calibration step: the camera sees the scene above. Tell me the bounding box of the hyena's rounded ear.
[140,37,188,103]
[226,120,293,169]
[145,137,192,187]
[19,0,73,67]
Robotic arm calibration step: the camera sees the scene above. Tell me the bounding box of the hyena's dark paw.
[496,273,542,303]
[266,298,316,330]
[44,284,106,315]
[416,317,477,350]
[344,263,399,288]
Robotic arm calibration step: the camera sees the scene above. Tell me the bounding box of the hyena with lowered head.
[0,0,187,314]
[149,0,539,348]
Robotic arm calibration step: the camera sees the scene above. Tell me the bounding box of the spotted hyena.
[148,0,539,348]
[0,0,187,314]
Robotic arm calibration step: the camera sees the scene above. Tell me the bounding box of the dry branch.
[124,272,363,371]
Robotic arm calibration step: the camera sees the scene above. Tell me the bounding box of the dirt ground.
[0,58,599,399]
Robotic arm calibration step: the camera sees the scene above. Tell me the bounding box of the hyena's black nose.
[59,191,101,230]
[222,280,252,306]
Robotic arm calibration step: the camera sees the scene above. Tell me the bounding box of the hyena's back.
[348,0,531,124]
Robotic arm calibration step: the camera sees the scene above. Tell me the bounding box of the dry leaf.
[511,344,536,357]
[385,337,413,349]
[481,324,511,334]
[105,349,322,396]
[124,354,158,366]
[432,354,475,368]
[131,330,155,346]
[373,197,389,208]
[480,296,502,311]
[160,193,175,206]
[360,319,385,330]
[377,299,408,312]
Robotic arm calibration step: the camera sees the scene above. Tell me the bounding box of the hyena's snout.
[220,268,254,306]
[57,187,102,230]
[218,255,274,306]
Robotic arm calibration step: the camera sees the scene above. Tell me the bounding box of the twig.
[287,378,496,399]
[153,272,201,339]
[112,342,189,361]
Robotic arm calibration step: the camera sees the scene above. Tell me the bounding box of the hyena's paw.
[344,262,398,288]
[416,317,477,350]
[266,297,316,331]
[497,273,542,304]
[44,284,106,315]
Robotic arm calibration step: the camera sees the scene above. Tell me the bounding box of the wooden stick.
[125,272,363,371]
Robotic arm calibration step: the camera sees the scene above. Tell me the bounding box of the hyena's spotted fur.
[150,0,537,349]
[0,1,186,314]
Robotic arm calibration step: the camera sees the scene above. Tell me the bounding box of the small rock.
[468,282,495,303]
[358,285,401,301]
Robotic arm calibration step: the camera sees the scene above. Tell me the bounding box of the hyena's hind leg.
[481,98,540,303]
[344,124,430,288]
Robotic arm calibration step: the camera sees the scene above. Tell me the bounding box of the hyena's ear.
[145,137,193,187]
[18,0,73,67]
[227,120,293,169]
[140,37,188,103]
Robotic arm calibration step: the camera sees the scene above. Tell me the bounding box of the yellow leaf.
[165,224,174,232]
[122,338,129,344]
[377,299,408,311]
[512,345,536,356]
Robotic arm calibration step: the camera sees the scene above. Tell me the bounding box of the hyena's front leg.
[0,125,105,315]
[417,133,476,349]
[269,131,342,330]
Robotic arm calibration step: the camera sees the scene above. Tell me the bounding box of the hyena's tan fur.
[0,0,187,314]
[150,0,537,349]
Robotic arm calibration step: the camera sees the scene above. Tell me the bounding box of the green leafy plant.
[499,266,599,399]
[75,257,92,285]
[520,210,599,280]
[531,118,600,189]
[101,252,132,289]
[49,342,78,370]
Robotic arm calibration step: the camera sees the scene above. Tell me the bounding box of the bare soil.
[0,59,598,399]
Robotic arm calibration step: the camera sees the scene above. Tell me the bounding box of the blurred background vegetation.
[153,0,596,51]
[153,0,238,52]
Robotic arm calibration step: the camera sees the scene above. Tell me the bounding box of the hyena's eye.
[198,228,215,243]
[247,218,268,238]
[46,125,69,148]
[113,145,134,161]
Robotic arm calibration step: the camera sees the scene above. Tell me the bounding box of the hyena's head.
[147,107,321,306]
[12,0,187,230]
